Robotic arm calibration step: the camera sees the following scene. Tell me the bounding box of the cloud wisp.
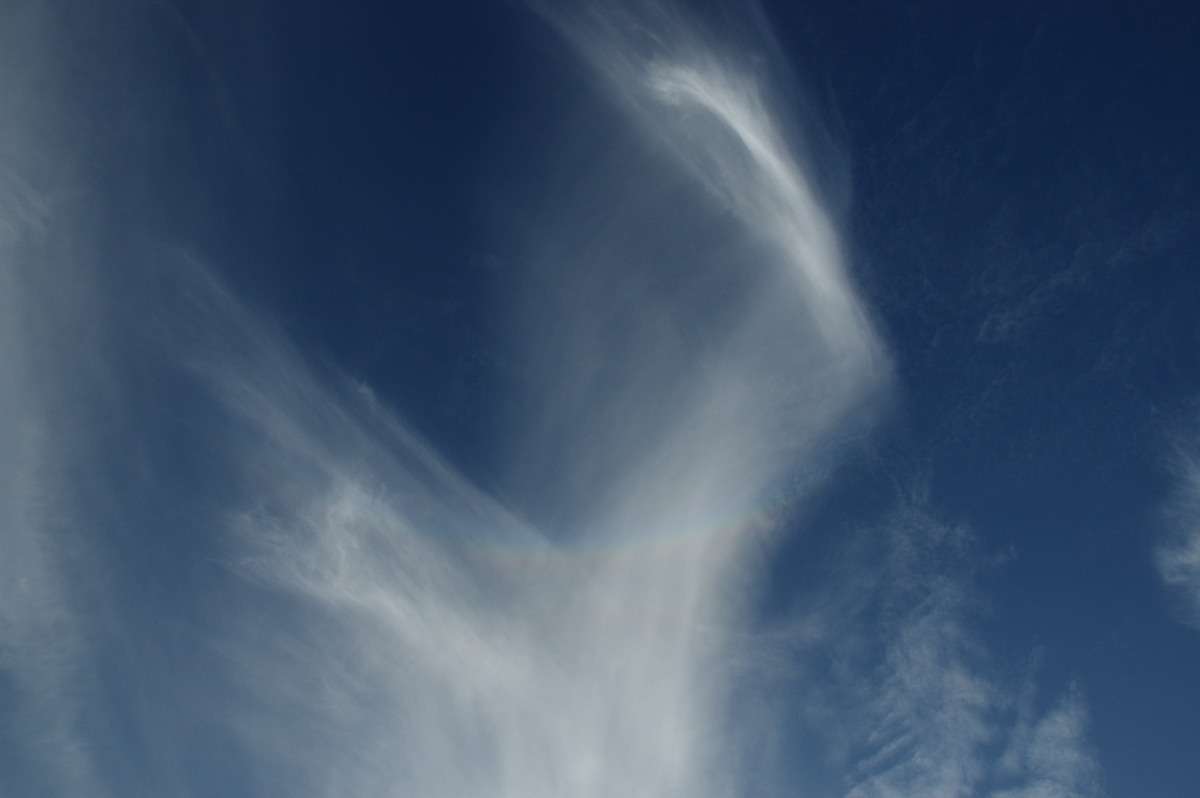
[1157,437,1200,629]
[2,0,882,794]
[777,495,1102,798]
[2,1,1105,797]
[195,3,887,795]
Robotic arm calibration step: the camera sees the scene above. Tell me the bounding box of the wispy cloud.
[1,4,114,793]
[1156,438,1200,629]
[179,2,887,793]
[992,683,1102,798]
[778,495,1102,798]
[1,1,1107,797]
[3,0,883,795]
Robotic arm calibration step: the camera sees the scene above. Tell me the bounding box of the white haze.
[2,1,1101,796]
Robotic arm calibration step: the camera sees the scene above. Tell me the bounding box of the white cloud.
[172,2,887,793]
[2,0,886,795]
[0,4,114,793]
[1,2,1107,797]
[1156,442,1200,628]
[992,685,1102,798]
[779,500,1103,798]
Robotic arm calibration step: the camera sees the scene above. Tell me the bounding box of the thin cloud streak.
[539,0,873,359]
[1157,440,1200,629]
[1,4,115,792]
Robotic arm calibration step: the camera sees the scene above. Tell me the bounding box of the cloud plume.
[1,1,1105,797]
[190,2,887,794]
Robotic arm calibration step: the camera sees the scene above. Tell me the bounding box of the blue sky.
[3,0,1199,796]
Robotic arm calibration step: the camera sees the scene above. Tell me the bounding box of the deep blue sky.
[5,1,1200,796]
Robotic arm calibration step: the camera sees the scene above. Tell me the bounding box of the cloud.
[777,496,1103,798]
[537,0,872,361]
[1,1,1106,797]
[1156,439,1200,629]
[183,2,888,794]
[992,684,1102,798]
[1,1,886,796]
[0,4,116,793]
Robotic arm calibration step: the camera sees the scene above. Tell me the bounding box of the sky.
[2,0,1199,796]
